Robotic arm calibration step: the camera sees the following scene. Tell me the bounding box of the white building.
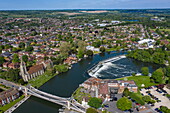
[138,39,155,49]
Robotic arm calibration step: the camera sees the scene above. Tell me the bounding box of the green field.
[116,76,158,89]
[0,95,25,113]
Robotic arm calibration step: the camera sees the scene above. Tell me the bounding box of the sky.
[0,0,169,10]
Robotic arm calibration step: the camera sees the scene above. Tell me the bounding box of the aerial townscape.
[0,1,170,113]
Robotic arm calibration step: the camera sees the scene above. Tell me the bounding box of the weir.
[87,55,126,77]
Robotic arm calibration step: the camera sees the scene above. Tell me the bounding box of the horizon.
[0,8,170,11]
[0,0,170,10]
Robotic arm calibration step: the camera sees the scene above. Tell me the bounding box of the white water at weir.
[88,55,137,78]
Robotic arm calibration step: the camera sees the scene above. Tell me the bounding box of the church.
[20,59,53,82]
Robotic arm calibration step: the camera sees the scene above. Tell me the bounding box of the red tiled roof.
[28,64,44,75]
[99,83,108,95]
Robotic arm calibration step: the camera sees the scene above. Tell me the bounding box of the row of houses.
[0,88,20,106]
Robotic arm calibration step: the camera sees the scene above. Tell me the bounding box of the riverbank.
[28,69,56,88]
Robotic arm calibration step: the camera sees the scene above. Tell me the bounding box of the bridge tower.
[24,87,28,97]
[67,100,70,110]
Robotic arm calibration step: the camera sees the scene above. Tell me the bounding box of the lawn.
[116,76,158,89]
[0,95,25,113]
[28,70,56,88]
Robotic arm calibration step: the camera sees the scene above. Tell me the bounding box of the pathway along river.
[14,51,160,113]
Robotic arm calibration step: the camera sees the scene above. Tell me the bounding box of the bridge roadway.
[23,86,87,113]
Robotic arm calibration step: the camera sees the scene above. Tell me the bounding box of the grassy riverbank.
[28,69,56,88]
[0,95,25,113]
[116,76,158,89]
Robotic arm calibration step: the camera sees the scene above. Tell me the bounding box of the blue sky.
[0,0,169,10]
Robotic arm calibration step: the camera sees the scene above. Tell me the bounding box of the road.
[0,78,20,89]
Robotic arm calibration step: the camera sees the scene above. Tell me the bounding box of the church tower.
[20,58,29,82]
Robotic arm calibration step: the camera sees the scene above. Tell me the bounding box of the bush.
[123,88,130,97]
[142,95,151,103]
[55,64,68,73]
[88,97,102,109]
[86,108,98,113]
[132,73,136,76]
[116,97,132,111]
[141,67,149,76]
[129,93,145,105]
[86,50,93,56]
[100,47,106,53]
[160,106,170,113]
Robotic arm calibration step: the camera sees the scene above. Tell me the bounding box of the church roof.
[28,64,44,75]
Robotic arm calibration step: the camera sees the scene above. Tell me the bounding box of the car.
[113,97,117,101]
[155,108,159,112]
[151,104,154,106]
[104,105,109,107]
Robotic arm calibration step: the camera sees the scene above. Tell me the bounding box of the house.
[8,63,20,69]
[3,62,10,68]
[64,57,77,65]
[0,88,20,106]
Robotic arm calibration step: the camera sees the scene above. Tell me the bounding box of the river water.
[13,51,160,113]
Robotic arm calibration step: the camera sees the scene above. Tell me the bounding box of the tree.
[86,50,93,56]
[0,56,5,66]
[132,73,136,76]
[165,66,170,77]
[5,69,20,82]
[77,49,84,58]
[86,108,98,113]
[77,40,86,58]
[160,106,169,113]
[55,64,68,73]
[22,55,28,63]
[25,46,34,52]
[59,42,71,58]
[100,47,106,53]
[151,68,164,83]
[142,95,151,103]
[19,42,25,48]
[18,79,25,85]
[141,67,149,76]
[152,52,165,64]
[88,97,102,109]
[116,97,132,111]
[123,88,130,97]
[12,54,20,63]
